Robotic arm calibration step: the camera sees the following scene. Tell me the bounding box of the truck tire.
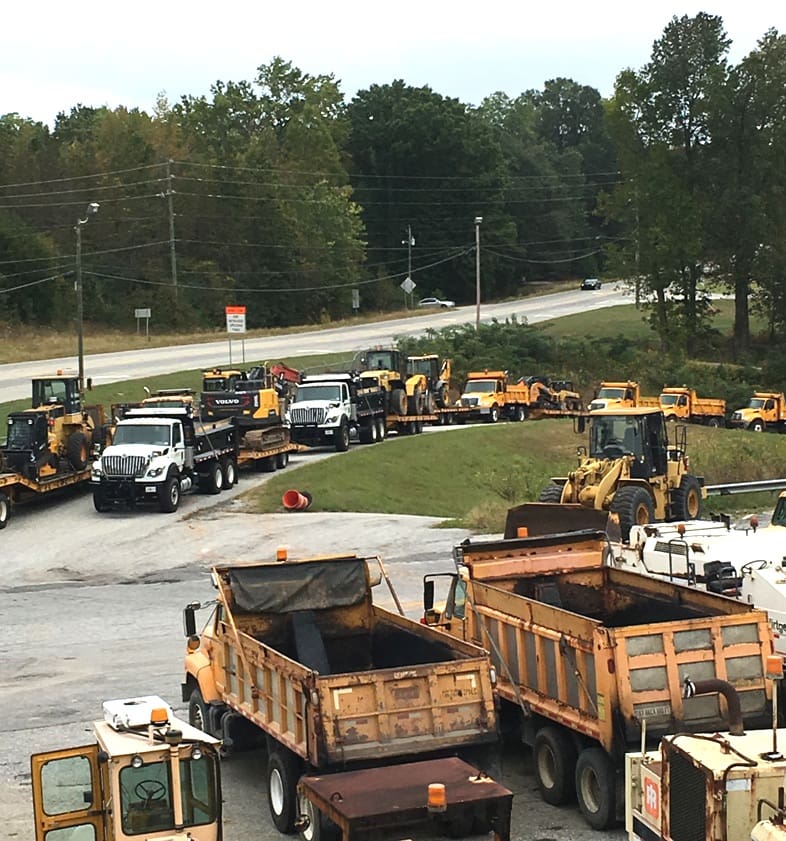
[670,475,702,522]
[221,457,237,487]
[575,747,617,830]
[201,461,224,494]
[66,431,89,470]
[533,726,577,805]
[488,404,500,424]
[750,419,765,432]
[267,748,301,833]
[538,484,564,504]
[407,387,424,416]
[423,391,435,414]
[276,450,290,469]
[436,383,449,409]
[93,487,110,513]
[335,420,350,452]
[158,473,180,513]
[610,486,654,541]
[375,417,386,441]
[513,404,527,422]
[358,419,375,444]
[0,491,10,529]
[297,789,339,841]
[390,388,407,416]
[188,688,211,734]
[706,417,723,428]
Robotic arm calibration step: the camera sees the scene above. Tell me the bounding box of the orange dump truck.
[658,386,725,426]
[183,553,503,837]
[456,370,530,422]
[730,391,786,432]
[589,381,659,412]
[422,525,774,831]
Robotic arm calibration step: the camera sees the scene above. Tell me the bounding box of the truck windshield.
[295,384,342,402]
[119,755,218,835]
[590,416,643,458]
[749,398,766,409]
[464,381,495,394]
[660,394,679,406]
[113,424,172,447]
[773,495,786,527]
[597,388,625,400]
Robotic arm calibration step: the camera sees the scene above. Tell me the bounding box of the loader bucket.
[504,502,616,540]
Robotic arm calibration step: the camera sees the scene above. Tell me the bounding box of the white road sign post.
[400,276,416,309]
[225,305,247,365]
[134,308,151,340]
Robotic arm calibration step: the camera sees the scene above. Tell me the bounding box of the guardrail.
[705,478,786,496]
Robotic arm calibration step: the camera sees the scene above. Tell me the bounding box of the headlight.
[147,465,166,478]
[91,464,103,479]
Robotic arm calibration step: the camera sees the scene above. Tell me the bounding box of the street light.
[474,216,483,329]
[75,202,100,393]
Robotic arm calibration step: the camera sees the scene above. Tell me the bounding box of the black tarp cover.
[228,558,369,613]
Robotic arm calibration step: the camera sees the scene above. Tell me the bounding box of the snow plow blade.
[504,502,619,542]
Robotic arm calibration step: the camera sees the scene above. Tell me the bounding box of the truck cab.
[589,380,639,411]
[730,392,786,431]
[458,370,528,422]
[31,695,221,841]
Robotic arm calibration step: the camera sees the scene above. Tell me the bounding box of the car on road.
[581,277,602,290]
[417,296,456,309]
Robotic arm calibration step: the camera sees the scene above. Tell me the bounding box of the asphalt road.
[0,442,625,841]
[0,286,625,403]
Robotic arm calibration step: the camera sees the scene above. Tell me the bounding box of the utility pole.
[474,216,483,329]
[75,202,100,396]
[166,159,178,304]
[402,225,415,308]
[634,183,640,310]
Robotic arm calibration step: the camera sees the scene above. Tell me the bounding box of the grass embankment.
[244,421,786,532]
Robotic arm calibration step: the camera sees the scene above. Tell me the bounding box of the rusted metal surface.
[299,756,513,841]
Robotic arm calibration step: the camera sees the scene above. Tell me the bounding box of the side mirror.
[86,377,93,392]
[423,579,435,612]
[183,604,199,637]
[576,415,586,434]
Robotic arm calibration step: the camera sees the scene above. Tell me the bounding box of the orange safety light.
[766,655,784,680]
[276,547,288,562]
[517,526,529,538]
[677,523,686,536]
[427,782,447,812]
[150,707,169,727]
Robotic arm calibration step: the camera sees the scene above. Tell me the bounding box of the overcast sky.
[3,1,784,128]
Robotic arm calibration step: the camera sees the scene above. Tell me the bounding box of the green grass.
[243,420,786,532]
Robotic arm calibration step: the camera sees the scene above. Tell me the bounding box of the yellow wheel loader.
[538,407,705,540]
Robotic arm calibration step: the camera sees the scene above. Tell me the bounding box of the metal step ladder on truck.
[625,656,786,841]
[90,389,296,513]
[421,524,776,830]
[30,694,222,841]
[286,372,387,451]
[182,551,511,840]
[0,372,109,531]
[538,407,705,540]
[455,370,530,423]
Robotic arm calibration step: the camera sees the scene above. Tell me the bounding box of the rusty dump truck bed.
[455,535,773,758]
[205,556,498,769]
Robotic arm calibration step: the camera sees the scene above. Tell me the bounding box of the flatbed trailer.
[0,466,92,530]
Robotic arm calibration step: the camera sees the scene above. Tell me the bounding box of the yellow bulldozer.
[538,406,705,540]
[4,373,105,480]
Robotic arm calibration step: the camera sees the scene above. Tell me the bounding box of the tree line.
[0,13,784,369]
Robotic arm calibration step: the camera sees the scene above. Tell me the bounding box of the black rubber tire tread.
[358,420,372,444]
[575,747,617,830]
[670,474,702,521]
[0,491,11,528]
[276,450,290,469]
[610,486,654,541]
[267,748,301,834]
[751,419,765,432]
[389,388,407,416]
[407,387,424,416]
[221,457,237,487]
[488,404,500,423]
[533,726,577,805]
[158,472,180,513]
[188,687,211,734]
[423,391,436,414]
[538,483,564,504]
[706,417,723,428]
[335,420,350,452]
[375,417,386,441]
[66,431,89,470]
[514,405,527,422]
[203,461,224,494]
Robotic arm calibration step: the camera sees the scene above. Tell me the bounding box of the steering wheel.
[135,780,167,802]
[740,559,769,574]
[602,441,624,458]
